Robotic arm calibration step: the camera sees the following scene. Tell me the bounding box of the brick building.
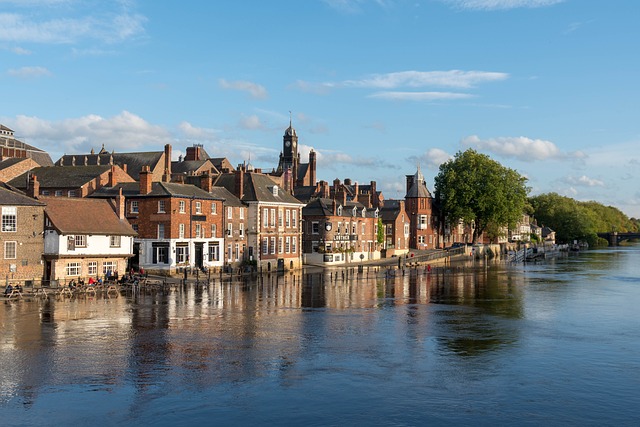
[0,182,45,282]
[380,199,410,257]
[405,167,438,250]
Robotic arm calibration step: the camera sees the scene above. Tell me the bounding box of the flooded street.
[2,247,640,426]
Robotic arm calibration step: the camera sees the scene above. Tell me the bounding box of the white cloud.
[219,78,268,99]
[178,121,218,140]
[443,0,564,10]
[461,135,568,161]
[239,114,266,130]
[7,66,51,78]
[0,4,146,44]
[323,0,390,13]
[564,175,605,188]
[408,148,453,171]
[369,91,474,101]
[345,70,508,89]
[8,111,172,157]
[314,148,397,170]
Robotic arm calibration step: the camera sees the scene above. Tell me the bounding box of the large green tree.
[434,149,529,244]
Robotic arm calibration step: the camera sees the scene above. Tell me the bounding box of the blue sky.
[2,0,639,217]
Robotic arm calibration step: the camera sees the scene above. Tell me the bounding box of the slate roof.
[56,151,164,180]
[380,199,403,221]
[0,182,45,206]
[0,157,27,169]
[208,186,244,207]
[91,181,223,200]
[0,135,53,166]
[171,159,218,175]
[8,165,113,190]
[302,198,368,217]
[42,197,136,235]
[406,167,432,198]
[216,172,303,205]
[293,185,318,203]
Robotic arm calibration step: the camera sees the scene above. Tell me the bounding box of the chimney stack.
[309,149,316,185]
[163,144,172,182]
[140,166,152,195]
[27,174,39,199]
[116,188,125,220]
[200,173,212,193]
[108,165,117,187]
[235,169,245,200]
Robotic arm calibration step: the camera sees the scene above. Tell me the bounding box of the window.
[270,237,276,255]
[239,223,244,237]
[235,243,240,261]
[286,210,291,227]
[55,190,63,197]
[1,207,17,232]
[110,235,121,248]
[195,202,202,214]
[158,200,166,213]
[176,245,189,263]
[312,222,319,234]
[4,241,16,259]
[40,190,50,196]
[239,208,244,220]
[66,262,81,276]
[211,203,217,215]
[157,223,165,239]
[292,237,297,254]
[130,200,139,214]
[361,223,365,235]
[75,235,87,247]
[292,210,297,228]
[132,224,139,233]
[211,224,217,238]
[153,245,169,264]
[103,261,117,274]
[227,223,232,236]
[270,209,276,227]
[404,223,410,236]
[263,209,268,227]
[68,190,77,197]
[419,215,428,230]
[278,237,283,254]
[351,223,356,234]
[179,224,185,239]
[88,261,97,276]
[227,244,232,261]
[262,237,268,254]
[208,243,220,261]
[285,236,290,253]
[195,224,202,238]
[179,201,186,213]
[418,236,425,244]
[227,206,233,219]
[337,206,342,216]
[278,209,283,227]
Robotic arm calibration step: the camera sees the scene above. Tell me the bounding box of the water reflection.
[3,248,639,425]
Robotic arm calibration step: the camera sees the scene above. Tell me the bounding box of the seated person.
[4,284,13,296]
[88,277,96,286]
[15,284,23,293]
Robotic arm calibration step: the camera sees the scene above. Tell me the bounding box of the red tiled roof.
[43,197,135,236]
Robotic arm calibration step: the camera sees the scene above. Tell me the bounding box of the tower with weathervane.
[274,117,317,193]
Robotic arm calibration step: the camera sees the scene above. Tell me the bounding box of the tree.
[377,218,384,245]
[434,149,529,244]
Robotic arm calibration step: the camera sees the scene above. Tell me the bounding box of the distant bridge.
[597,232,640,246]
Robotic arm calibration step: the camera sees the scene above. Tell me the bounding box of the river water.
[2,245,639,426]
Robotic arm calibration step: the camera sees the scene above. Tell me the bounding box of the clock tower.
[282,119,298,171]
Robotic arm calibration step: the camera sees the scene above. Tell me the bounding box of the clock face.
[325,222,332,231]
[285,141,291,147]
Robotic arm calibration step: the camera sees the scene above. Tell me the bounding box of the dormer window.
[337,205,343,216]
[272,185,279,197]
[361,208,366,218]
[375,209,379,218]
[352,207,357,217]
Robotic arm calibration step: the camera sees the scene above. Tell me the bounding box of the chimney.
[200,173,212,193]
[309,149,316,185]
[108,165,117,187]
[371,181,378,207]
[354,181,359,197]
[344,178,352,186]
[122,163,128,174]
[321,181,330,198]
[116,188,125,220]
[332,198,337,215]
[235,168,245,200]
[333,178,341,192]
[140,166,152,195]
[27,174,39,199]
[163,144,172,182]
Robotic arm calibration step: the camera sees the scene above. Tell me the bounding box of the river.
[1,245,639,426]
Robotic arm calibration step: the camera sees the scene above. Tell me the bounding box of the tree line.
[434,149,639,246]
